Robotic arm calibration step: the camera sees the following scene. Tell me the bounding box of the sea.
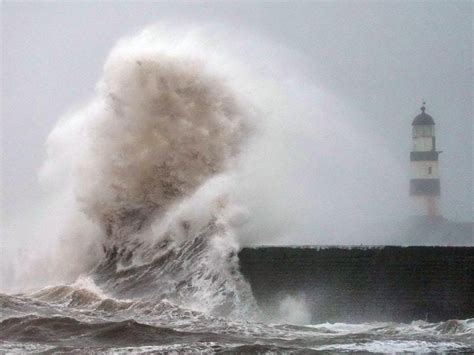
[1,225,472,354]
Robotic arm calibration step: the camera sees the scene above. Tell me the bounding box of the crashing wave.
[92,221,259,319]
[30,25,261,320]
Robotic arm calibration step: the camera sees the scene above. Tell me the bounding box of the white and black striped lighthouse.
[409,102,441,217]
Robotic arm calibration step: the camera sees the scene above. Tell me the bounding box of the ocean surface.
[1,227,473,354]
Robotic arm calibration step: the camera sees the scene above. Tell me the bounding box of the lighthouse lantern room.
[409,102,441,217]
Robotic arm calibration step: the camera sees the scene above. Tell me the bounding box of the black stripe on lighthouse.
[410,151,439,161]
[409,179,440,196]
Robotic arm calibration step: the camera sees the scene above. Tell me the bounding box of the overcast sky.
[2,1,472,227]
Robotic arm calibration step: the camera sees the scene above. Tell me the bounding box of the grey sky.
[1,1,472,227]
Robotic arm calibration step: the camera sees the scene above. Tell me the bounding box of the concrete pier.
[238,246,474,323]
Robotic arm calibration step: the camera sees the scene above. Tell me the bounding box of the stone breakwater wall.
[238,246,474,323]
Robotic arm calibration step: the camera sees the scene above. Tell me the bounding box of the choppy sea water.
[1,290,473,353]
[1,228,473,354]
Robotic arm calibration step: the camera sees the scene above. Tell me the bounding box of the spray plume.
[76,39,249,245]
[2,24,408,292]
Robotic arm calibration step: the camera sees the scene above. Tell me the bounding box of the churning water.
[1,227,473,353]
[1,25,472,353]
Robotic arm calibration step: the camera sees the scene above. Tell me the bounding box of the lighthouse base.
[410,195,441,217]
[400,216,473,246]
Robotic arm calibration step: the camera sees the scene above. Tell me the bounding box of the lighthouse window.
[428,167,432,174]
[414,125,434,137]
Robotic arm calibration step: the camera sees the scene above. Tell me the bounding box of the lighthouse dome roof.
[412,105,435,126]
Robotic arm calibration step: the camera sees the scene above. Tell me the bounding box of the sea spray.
[74,35,251,247]
[28,25,259,318]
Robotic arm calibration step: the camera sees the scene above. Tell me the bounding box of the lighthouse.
[409,102,441,217]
